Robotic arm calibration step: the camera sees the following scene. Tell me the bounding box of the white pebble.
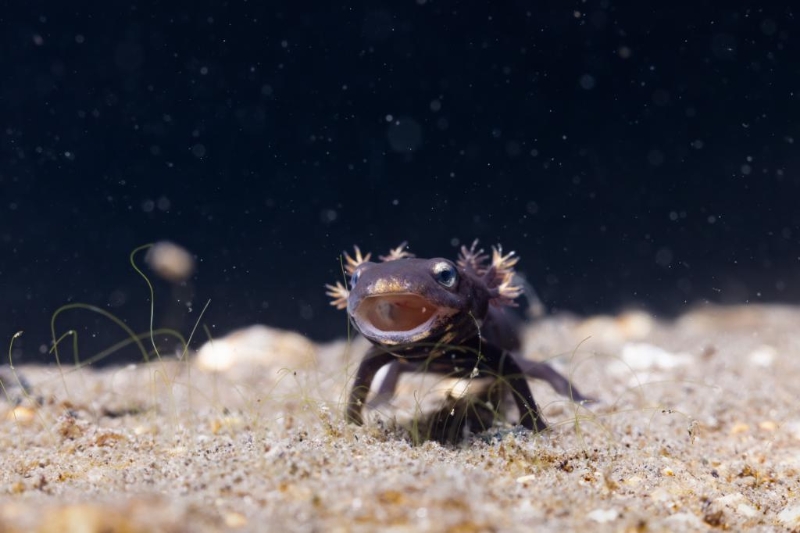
[615,343,691,371]
[586,508,619,523]
[145,241,195,283]
[748,345,776,367]
[778,504,800,527]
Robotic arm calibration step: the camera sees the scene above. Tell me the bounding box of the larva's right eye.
[432,261,458,289]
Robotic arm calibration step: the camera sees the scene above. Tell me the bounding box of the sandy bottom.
[1,304,799,532]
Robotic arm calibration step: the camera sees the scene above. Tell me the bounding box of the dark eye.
[432,262,458,288]
[350,269,361,287]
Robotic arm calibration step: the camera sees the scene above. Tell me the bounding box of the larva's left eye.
[432,261,458,288]
[350,269,361,287]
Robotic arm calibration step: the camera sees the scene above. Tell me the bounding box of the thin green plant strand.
[129,243,161,359]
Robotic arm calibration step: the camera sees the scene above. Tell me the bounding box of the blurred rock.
[145,241,195,283]
[779,504,800,528]
[619,343,691,370]
[195,325,316,372]
[575,311,654,344]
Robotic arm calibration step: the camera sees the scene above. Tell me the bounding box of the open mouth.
[353,293,454,341]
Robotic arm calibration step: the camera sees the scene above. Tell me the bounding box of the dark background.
[1,2,798,364]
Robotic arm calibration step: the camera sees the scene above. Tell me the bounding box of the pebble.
[145,241,196,283]
[576,311,654,344]
[195,325,316,372]
[5,406,37,424]
[586,508,619,523]
[620,343,691,370]
[778,504,800,527]
[747,345,776,367]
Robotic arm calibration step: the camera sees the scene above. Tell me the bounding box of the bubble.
[192,144,206,158]
[363,10,394,42]
[655,247,673,267]
[115,40,144,72]
[108,289,127,307]
[760,19,777,36]
[710,33,736,60]
[677,278,692,294]
[429,99,442,112]
[505,140,521,157]
[387,117,422,153]
[320,208,338,223]
[647,149,664,166]
[618,46,632,59]
[652,89,670,106]
[579,74,596,90]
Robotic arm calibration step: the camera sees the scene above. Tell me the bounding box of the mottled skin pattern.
[326,242,590,433]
